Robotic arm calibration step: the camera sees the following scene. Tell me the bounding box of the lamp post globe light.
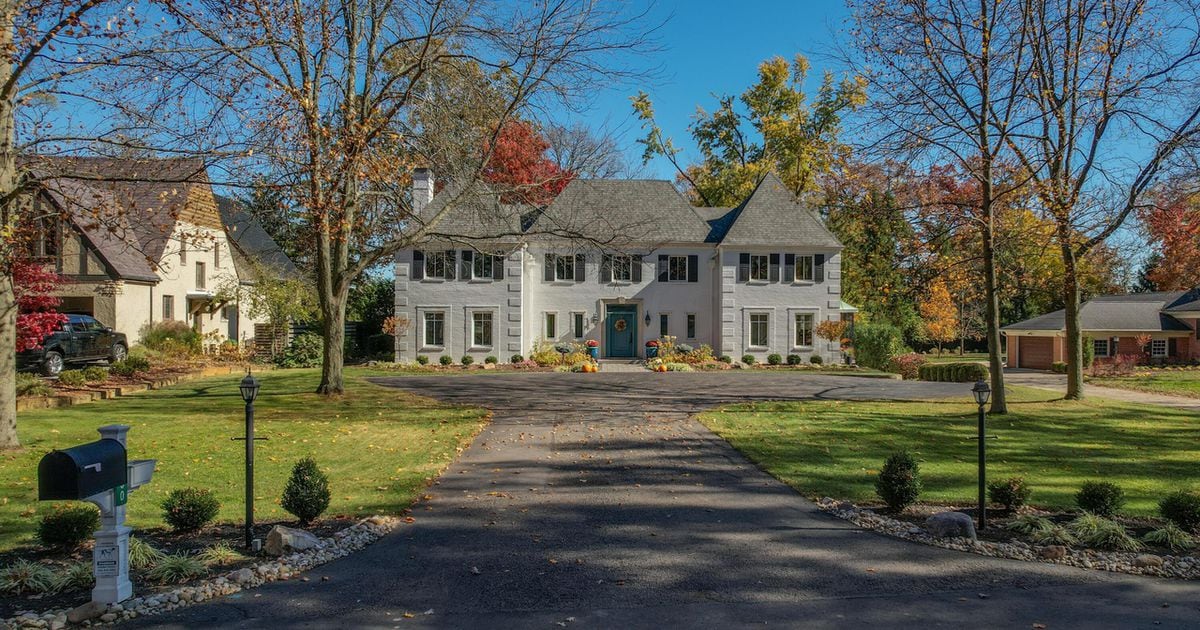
[972,379,991,530]
[239,369,261,549]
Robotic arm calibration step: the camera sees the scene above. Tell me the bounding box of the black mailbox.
[38,439,128,501]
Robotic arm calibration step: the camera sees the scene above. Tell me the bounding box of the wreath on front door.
[614,318,627,332]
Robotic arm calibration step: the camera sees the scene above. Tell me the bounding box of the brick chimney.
[412,168,434,215]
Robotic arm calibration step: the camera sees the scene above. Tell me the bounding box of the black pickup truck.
[17,314,128,376]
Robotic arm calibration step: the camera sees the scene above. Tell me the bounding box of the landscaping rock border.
[816,497,1200,580]
[1,515,398,629]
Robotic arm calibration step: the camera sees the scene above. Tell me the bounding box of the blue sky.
[565,0,852,179]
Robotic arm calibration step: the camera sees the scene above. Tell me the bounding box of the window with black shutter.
[687,255,698,282]
[460,250,474,280]
[738,253,750,282]
[814,254,825,283]
[412,250,425,280]
[657,255,668,282]
[769,253,780,282]
[631,255,643,282]
[492,255,504,280]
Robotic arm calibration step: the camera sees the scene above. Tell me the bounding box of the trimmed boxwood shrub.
[917,362,990,383]
[741,354,756,365]
[767,353,783,365]
[719,355,732,363]
[485,355,499,364]
[988,477,1032,511]
[82,366,109,383]
[786,354,802,365]
[875,451,921,513]
[439,355,453,366]
[1076,481,1125,517]
[416,355,429,365]
[809,355,823,365]
[162,488,220,532]
[38,505,100,548]
[1159,490,1200,532]
[281,457,331,525]
[1050,361,1068,374]
[461,355,474,366]
[57,370,87,387]
[510,354,524,363]
[853,322,904,370]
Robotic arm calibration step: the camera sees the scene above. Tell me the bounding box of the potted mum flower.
[586,339,600,359]
[645,339,659,359]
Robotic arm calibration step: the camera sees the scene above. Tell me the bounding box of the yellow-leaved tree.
[919,281,958,356]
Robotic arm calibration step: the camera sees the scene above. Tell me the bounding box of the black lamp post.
[972,379,992,530]
[238,369,261,549]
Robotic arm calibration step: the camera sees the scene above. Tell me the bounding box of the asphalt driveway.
[131,373,1200,628]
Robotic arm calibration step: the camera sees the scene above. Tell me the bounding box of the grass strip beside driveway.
[698,387,1198,516]
[1090,370,1200,399]
[0,367,488,552]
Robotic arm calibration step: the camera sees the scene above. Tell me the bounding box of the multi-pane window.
[1093,338,1110,358]
[195,262,206,289]
[554,255,575,281]
[687,314,696,339]
[473,253,493,279]
[795,255,814,282]
[749,255,769,281]
[424,312,445,347]
[162,295,174,320]
[545,313,557,338]
[472,312,493,347]
[573,312,585,339]
[659,313,669,337]
[750,313,769,348]
[668,256,688,282]
[794,313,814,347]
[424,251,446,279]
[612,255,632,281]
[1151,339,1168,358]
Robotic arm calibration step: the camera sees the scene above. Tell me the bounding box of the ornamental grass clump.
[1143,522,1196,553]
[1030,525,1078,547]
[197,542,246,567]
[53,562,95,592]
[282,457,331,525]
[1069,513,1142,551]
[1005,514,1054,536]
[147,553,207,584]
[129,536,166,570]
[0,560,57,595]
[875,451,922,513]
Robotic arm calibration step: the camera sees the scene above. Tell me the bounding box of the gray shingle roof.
[214,195,300,282]
[716,174,842,248]
[1003,291,1194,332]
[41,178,161,282]
[1164,288,1200,312]
[527,179,711,245]
[415,182,526,250]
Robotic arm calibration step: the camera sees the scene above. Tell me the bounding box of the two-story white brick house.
[394,170,851,363]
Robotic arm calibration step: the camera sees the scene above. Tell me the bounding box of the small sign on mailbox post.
[37,425,156,606]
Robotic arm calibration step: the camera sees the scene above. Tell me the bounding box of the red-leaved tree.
[1140,193,1200,291]
[12,260,66,352]
[482,121,575,205]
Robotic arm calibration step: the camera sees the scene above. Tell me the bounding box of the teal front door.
[605,305,637,358]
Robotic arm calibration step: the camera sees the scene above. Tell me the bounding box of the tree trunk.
[1061,239,1084,399]
[0,4,19,448]
[316,296,346,395]
[982,211,1008,414]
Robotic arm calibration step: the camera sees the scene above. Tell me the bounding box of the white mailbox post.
[37,424,157,605]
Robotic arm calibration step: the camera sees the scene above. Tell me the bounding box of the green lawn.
[1090,370,1200,399]
[698,387,1198,516]
[0,368,488,552]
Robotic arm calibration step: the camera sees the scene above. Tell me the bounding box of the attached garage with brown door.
[1016,336,1054,369]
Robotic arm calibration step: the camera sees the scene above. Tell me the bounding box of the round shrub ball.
[510,354,524,363]
[1159,490,1200,532]
[1075,481,1125,517]
[741,354,756,365]
[38,505,100,548]
[767,353,783,366]
[875,451,922,513]
[438,355,453,366]
[415,355,429,365]
[988,477,1032,511]
[461,355,475,365]
[485,355,499,364]
[719,355,732,364]
[281,457,331,525]
[161,488,220,532]
[786,354,802,366]
[809,355,824,365]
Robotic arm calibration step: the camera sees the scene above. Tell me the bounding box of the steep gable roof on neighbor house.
[214,195,300,282]
[528,179,712,245]
[1003,291,1195,332]
[715,173,842,248]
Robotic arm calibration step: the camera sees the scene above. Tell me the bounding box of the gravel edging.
[2,516,398,629]
[816,498,1200,580]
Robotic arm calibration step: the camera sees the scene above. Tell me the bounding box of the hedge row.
[918,362,989,382]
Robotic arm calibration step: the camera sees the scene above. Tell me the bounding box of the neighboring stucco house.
[393,170,852,363]
[1002,290,1200,369]
[28,157,294,345]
